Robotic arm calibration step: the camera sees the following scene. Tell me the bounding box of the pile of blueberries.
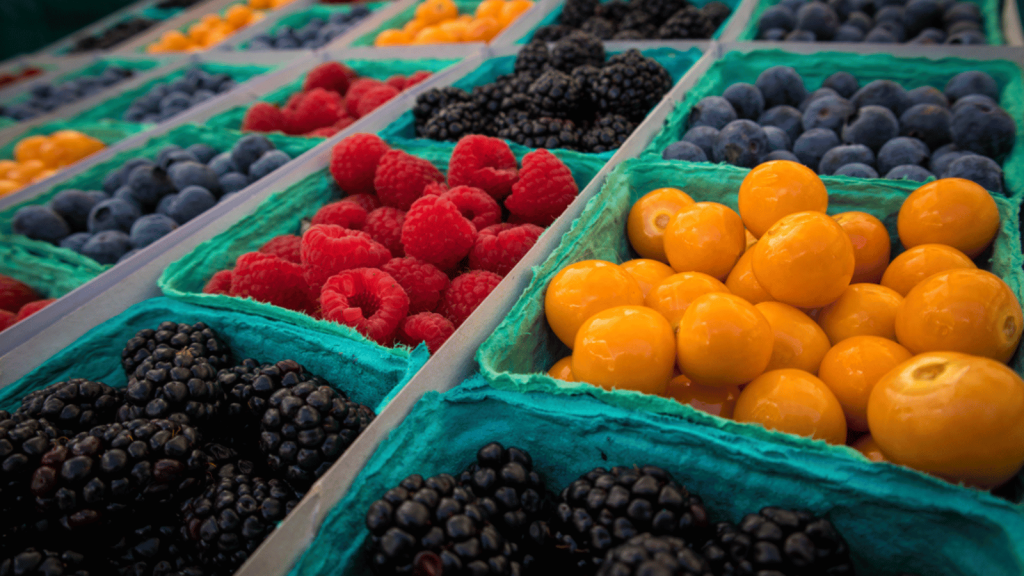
[664,67,1015,193]
[11,134,292,265]
[123,67,238,124]
[247,7,371,50]
[69,17,158,53]
[0,66,134,121]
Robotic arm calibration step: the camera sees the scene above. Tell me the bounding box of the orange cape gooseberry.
[663,374,739,418]
[737,160,828,238]
[880,244,976,297]
[755,301,830,374]
[620,259,675,299]
[572,306,675,395]
[547,356,575,382]
[626,187,694,262]
[545,260,644,348]
[816,283,903,345]
[645,272,730,330]
[676,293,773,387]
[833,211,890,284]
[851,434,887,462]
[725,249,773,305]
[897,178,999,258]
[734,369,848,444]
[818,335,912,432]
[663,202,746,280]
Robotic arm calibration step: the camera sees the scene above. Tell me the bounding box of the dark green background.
[1,0,136,59]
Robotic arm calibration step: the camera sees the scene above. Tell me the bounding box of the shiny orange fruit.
[755,302,831,373]
[376,29,413,46]
[547,356,575,382]
[880,244,976,297]
[415,0,459,24]
[14,135,48,163]
[0,180,20,196]
[6,160,46,183]
[817,336,912,432]
[816,283,903,345]
[161,30,191,50]
[412,26,458,43]
[464,17,502,41]
[0,160,17,179]
[545,260,644,348]
[833,211,891,284]
[475,0,505,19]
[573,306,675,395]
[851,434,887,462]
[725,249,774,305]
[895,269,1022,363]
[663,202,746,280]
[498,0,533,26]
[663,374,739,418]
[744,229,757,251]
[897,178,1000,258]
[734,369,848,444]
[626,188,694,262]
[676,293,773,387]
[226,5,253,29]
[438,19,470,40]
[645,272,730,330]
[620,259,675,299]
[752,211,855,308]
[868,351,1024,488]
[737,160,828,238]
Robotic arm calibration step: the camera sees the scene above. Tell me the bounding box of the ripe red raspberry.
[440,270,502,327]
[302,62,354,95]
[230,252,318,315]
[307,127,339,138]
[447,135,520,201]
[0,309,15,332]
[311,200,368,230]
[405,70,431,88]
[242,102,285,133]
[468,223,543,276]
[374,150,445,210]
[423,182,448,196]
[283,92,303,115]
[382,257,449,314]
[385,75,407,91]
[301,224,392,290]
[320,268,409,345]
[259,234,302,263]
[504,149,578,226]
[333,115,355,132]
[441,186,501,230]
[0,274,39,313]
[284,88,345,135]
[330,134,390,195]
[345,78,387,118]
[364,206,406,258]
[401,194,477,271]
[396,312,454,353]
[203,269,234,294]
[354,85,400,118]
[14,299,54,323]
[340,193,381,213]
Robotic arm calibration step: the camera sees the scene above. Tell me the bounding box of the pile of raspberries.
[202,133,580,352]
[240,62,432,138]
[0,274,54,333]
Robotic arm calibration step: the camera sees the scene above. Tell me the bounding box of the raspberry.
[284,88,344,135]
[320,268,409,345]
[440,271,502,327]
[334,115,356,132]
[14,299,54,322]
[311,200,368,230]
[405,70,432,88]
[330,134,390,195]
[203,269,234,294]
[504,149,578,226]
[447,135,520,201]
[364,206,406,258]
[300,224,392,290]
[382,257,450,314]
[340,193,382,213]
[441,186,501,230]
[0,274,39,313]
[0,309,15,332]
[259,234,302,263]
[355,84,400,119]
[401,194,477,271]
[397,312,455,353]
[242,102,285,133]
[385,75,408,91]
[423,182,448,196]
[231,252,318,315]
[282,92,303,115]
[345,78,387,118]
[308,127,340,138]
[374,150,445,210]
[468,223,544,276]
[302,62,354,95]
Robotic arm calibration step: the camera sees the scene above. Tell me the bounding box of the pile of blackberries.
[534,0,732,40]
[69,17,158,53]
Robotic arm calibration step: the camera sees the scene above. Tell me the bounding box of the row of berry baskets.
[1,30,1024,576]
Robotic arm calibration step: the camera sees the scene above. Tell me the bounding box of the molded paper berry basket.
[0,123,320,303]
[377,45,702,161]
[281,378,1024,576]
[640,49,1024,199]
[157,138,606,353]
[226,1,391,51]
[475,156,1024,502]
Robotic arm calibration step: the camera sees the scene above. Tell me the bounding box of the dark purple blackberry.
[421,102,483,142]
[532,24,576,42]
[498,117,582,150]
[179,474,298,573]
[612,29,647,39]
[702,508,854,576]
[107,513,203,576]
[259,381,374,490]
[219,359,316,428]
[514,40,550,76]
[550,31,605,73]
[528,69,583,119]
[559,0,599,27]
[630,0,690,20]
[69,18,156,53]
[17,379,121,436]
[596,534,714,576]
[580,17,618,39]
[701,1,732,27]
[472,82,509,118]
[617,10,657,35]
[121,322,230,377]
[495,109,533,135]
[456,443,550,545]
[581,114,638,153]
[0,416,59,536]
[0,548,92,575]
[365,473,524,575]
[658,6,717,39]
[412,87,471,134]
[571,64,602,111]
[595,0,633,21]
[591,49,673,121]
[118,348,224,427]
[546,466,709,572]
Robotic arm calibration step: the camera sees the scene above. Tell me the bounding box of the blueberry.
[85,190,109,203]
[113,186,141,209]
[851,80,911,115]
[932,142,958,158]
[763,28,788,40]
[799,88,839,112]
[950,93,997,113]
[168,186,217,224]
[834,162,879,178]
[12,205,71,244]
[126,165,175,208]
[829,0,856,19]
[156,146,185,168]
[781,0,807,11]
[59,232,93,253]
[161,150,200,171]
[87,198,140,233]
[50,189,101,231]
[950,101,1015,159]
[187,144,219,164]
[899,104,951,149]
[819,144,876,174]
[802,96,854,133]
[722,83,765,121]
[906,86,949,108]
[129,213,178,248]
[846,11,874,31]
[681,126,719,159]
[795,2,839,39]
[219,173,250,194]
[248,150,292,181]
[944,70,999,103]
[168,161,221,194]
[946,30,985,44]
[877,137,930,174]
[763,126,792,151]
[713,120,770,168]
[160,92,192,112]
[784,29,817,40]
[885,165,934,182]
[200,73,230,92]
[168,78,198,95]
[834,24,865,40]
[249,38,274,51]
[930,150,969,175]
[758,105,803,143]
[80,230,131,265]
[208,152,239,176]
[156,194,177,216]
[946,19,982,34]
[842,105,899,151]
[689,96,737,130]
[864,26,898,41]
[875,5,904,22]
[191,90,216,105]
[944,154,1004,192]
[793,128,841,170]
[230,135,275,173]
[822,72,859,99]
[908,27,946,42]
[663,141,709,162]
[102,169,127,195]
[764,150,801,162]
[758,5,796,35]
[903,0,943,36]
[944,1,981,25]
[755,66,807,110]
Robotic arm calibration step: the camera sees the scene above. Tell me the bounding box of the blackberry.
[122,322,231,377]
[412,87,471,134]
[533,24,576,42]
[365,473,524,575]
[701,1,732,27]
[546,466,709,572]
[560,0,599,27]
[118,348,224,427]
[591,49,673,121]
[514,40,550,76]
[572,64,602,110]
[495,109,533,134]
[581,114,638,153]
[0,548,91,575]
[702,507,854,576]
[658,6,717,39]
[617,10,657,35]
[597,534,714,576]
[528,69,583,119]
[595,0,633,21]
[580,17,618,39]
[612,29,648,39]
[259,381,374,490]
[499,117,582,150]
[472,82,509,117]
[179,474,298,573]
[0,416,58,535]
[17,379,121,437]
[550,31,605,73]
[107,514,203,576]
[219,359,320,430]
[632,0,691,20]
[456,443,549,544]
[422,102,483,142]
